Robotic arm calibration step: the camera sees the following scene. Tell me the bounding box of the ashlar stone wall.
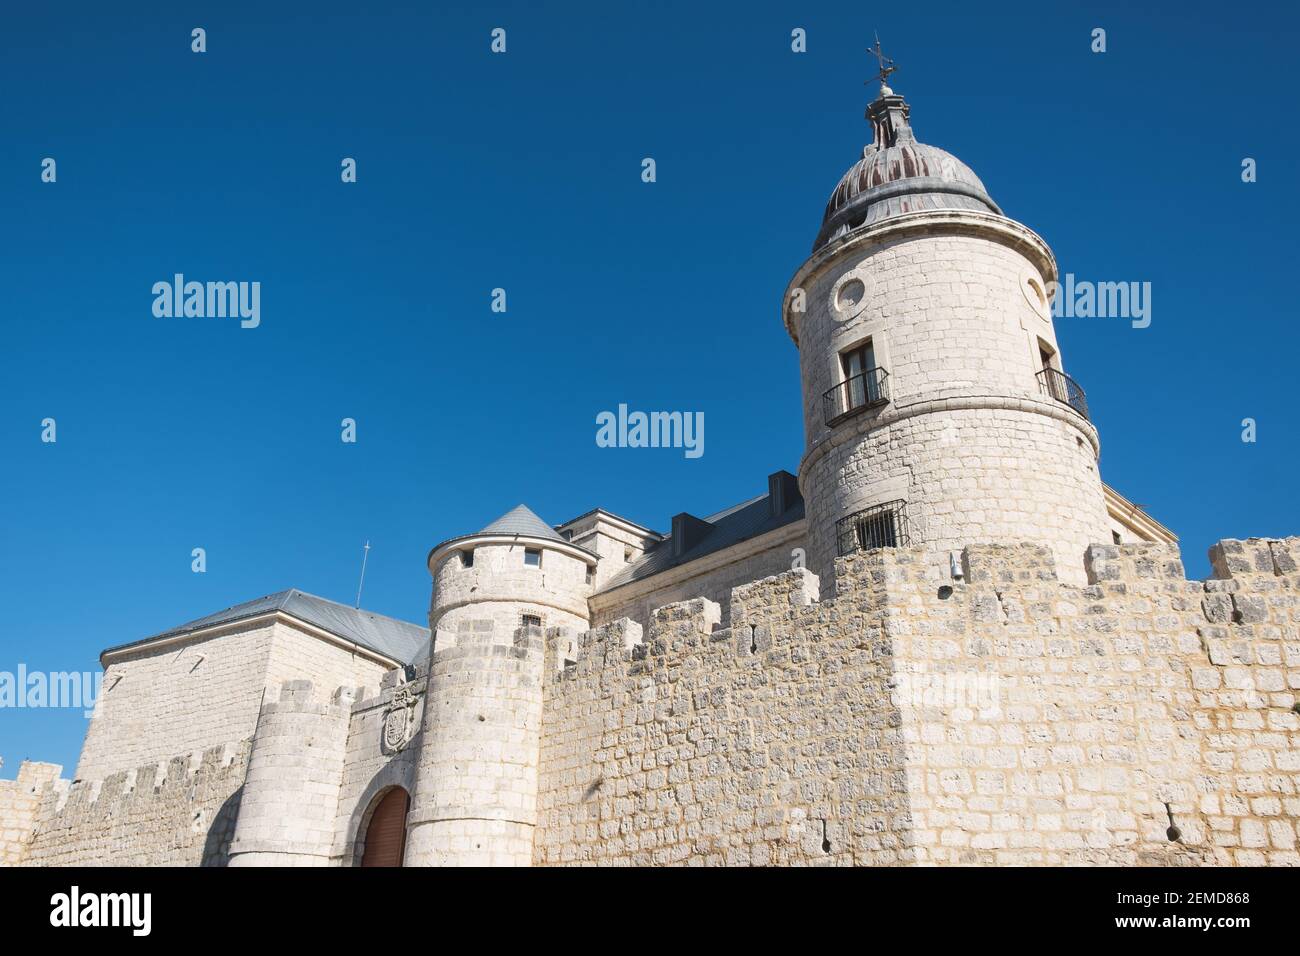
[22,741,250,866]
[0,762,62,866]
[534,537,1300,866]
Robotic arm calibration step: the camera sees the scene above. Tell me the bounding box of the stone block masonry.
[533,537,1300,865]
[404,617,546,866]
[0,762,62,866]
[6,535,1296,866]
[20,741,250,866]
[228,680,356,866]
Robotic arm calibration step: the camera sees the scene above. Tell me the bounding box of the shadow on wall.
[201,787,243,867]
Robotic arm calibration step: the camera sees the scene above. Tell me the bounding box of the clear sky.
[2,0,1296,775]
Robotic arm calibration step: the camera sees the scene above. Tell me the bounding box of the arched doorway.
[360,787,410,867]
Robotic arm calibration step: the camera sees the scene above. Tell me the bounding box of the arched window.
[360,787,410,867]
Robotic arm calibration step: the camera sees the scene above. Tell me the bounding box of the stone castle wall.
[404,617,547,866]
[534,537,1300,865]
[0,762,62,866]
[228,681,355,866]
[21,741,250,866]
[6,535,1294,867]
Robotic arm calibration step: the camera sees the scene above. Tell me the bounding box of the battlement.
[1210,537,1299,579]
[262,678,359,717]
[534,535,1300,865]
[20,739,250,867]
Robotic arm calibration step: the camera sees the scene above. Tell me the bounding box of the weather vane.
[866,32,897,92]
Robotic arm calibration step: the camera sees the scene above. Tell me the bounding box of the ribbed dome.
[813,88,1001,251]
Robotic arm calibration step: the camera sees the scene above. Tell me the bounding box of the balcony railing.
[835,500,909,556]
[823,367,890,425]
[1036,367,1089,420]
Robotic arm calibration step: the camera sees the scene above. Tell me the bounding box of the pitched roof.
[599,491,805,591]
[102,589,430,666]
[477,504,568,543]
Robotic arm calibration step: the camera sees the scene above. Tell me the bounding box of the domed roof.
[813,87,1001,251]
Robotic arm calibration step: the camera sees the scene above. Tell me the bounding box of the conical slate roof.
[477,504,567,543]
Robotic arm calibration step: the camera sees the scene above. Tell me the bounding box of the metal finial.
[865,32,897,94]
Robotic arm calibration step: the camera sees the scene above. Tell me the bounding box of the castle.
[3,76,1296,868]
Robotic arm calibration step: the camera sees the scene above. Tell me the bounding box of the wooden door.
[360,788,409,867]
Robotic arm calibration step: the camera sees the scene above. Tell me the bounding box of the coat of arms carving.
[382,683,421,753]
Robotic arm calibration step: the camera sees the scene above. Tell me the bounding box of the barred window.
[836,500,909,556]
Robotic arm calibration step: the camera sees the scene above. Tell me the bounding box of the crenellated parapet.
[20,740,249,867]
[533,536,1300,866]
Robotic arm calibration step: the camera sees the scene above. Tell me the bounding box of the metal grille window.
[521,614,542,631]
[836,500,909,556]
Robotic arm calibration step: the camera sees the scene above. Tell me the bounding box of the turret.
[783,67,1110,587]
[227,680,355,867]
[404,505,595,866]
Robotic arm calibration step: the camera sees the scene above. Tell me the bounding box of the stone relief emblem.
[382,683,421,753]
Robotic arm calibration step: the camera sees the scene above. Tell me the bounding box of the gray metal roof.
[102,589,430,666]
[814,90,1001,252]
[478,504,569,543]
[599,491,805,592]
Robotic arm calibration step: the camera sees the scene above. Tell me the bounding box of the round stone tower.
[227,680,355,867]
[404,504,595,866]
[784,76,1109,587]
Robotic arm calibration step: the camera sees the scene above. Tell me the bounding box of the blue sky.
[2,0,1296,774]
